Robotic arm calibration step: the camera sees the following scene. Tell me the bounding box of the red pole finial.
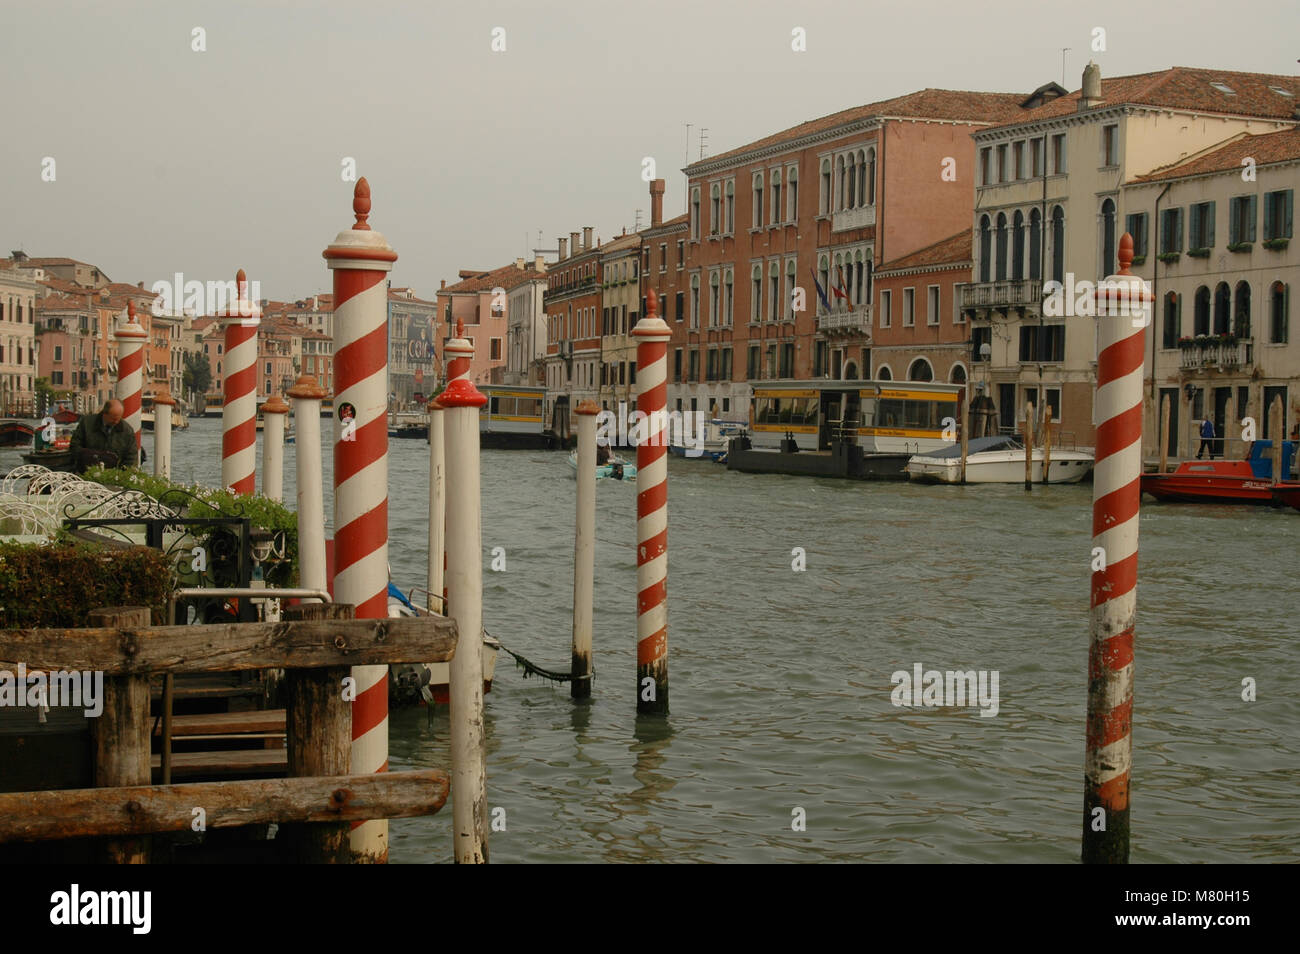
[353,178,372,231]
[456,318,465,338]
[647,288,659,318]
[237,268,247,300]
[127,299,136,320]
[1117,232,1134,275]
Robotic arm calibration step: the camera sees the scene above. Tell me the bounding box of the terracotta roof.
[191,317,217,332]
[1129,127,1300,183]
[389,288,438,305]
[39,277,93,297]
[441,261,546,294]
[690,88,1032,169]
[877,231,972,272]
[34,293,88,311]
[15,256,100,269]
[987,67,1300,130]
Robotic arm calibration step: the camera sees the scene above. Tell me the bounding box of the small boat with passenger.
[567,449,636,481]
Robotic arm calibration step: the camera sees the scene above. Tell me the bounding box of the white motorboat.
[669,419,748,460]
[906,435,1094,484]
[386,585,499,705]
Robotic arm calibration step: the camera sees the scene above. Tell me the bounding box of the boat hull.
[908,449,1094,484]
[1272,483,1300,511]
[1141,474,1275,503]
[0,422,34,447]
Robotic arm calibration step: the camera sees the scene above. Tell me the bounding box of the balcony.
[817,306,873,336]
[1179,339,1253,371]
[960,279,1042,312]
[832,205,876,232]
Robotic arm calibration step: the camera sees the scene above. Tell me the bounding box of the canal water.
[10,417,1297,862]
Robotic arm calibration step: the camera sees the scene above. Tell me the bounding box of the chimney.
[558,237,568,260]
[570,232,580,256]
[137,281,144,289]
[440,279,446,290]
[650,178,665,228]
[1079,61,1103,111]
[583,227,593,250]
[534,254,545,272]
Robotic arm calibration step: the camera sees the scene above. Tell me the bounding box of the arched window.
[1011,211,1025,280]
[836,156,845,210]
[752,265,763,321]
[1233,280,1251,339]
[785,260,796,318]
[857,150,867,207]
[1269,281,1289,344]
[786,166,798,221]
[769,262,781,321]
[691,187,700,240]
[710,183,721,235]
[724,269,734,325]
[854,250,866,305]
[907,358,933,382]
[820,159,831,214]
[1100,198,1117,277]
[846,154,856,208]
[979,215,992,283]
[725,179,735,232]
[752,173,764,227]
[1163,291,1180,347]
[949,363,967,385]
[877,364,893,381]
[833,254,845,310]
[1194,286,1211,336]
[1213,282,1231,335]
[818,255,830,313]
[995,213,1008,281]
[1051,206,1065,283]
[866,147,877,205]
[690,273,701,329]
[709,271,720,327]
[1028,209,1042,280]
[771,168,782,225]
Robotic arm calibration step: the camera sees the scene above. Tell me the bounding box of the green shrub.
[0,540,175,627]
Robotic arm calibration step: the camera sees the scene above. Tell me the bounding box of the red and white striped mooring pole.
[1085,232,1149,864]
[323,178,397,863]
[633,289,671,715]
[442,319,489,864]
[114,300,147,461]
[220,270,260,495]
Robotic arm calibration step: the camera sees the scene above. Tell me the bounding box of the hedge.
[0,540,176,627]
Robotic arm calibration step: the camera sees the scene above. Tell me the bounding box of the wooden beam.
[0,770,449,843]
[0,609,458,675]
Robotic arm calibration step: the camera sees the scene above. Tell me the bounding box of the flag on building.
[809,268,832,312]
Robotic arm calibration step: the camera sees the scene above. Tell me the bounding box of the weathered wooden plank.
[150,749,288,778]
[154,709,287,737]
[88,607,152,864]
[0,610,459,674]
[283,603,352,863]
[0,770,449,843]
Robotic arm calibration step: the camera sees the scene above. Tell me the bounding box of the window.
[978,215,992,282]
[953,284,966,324]
[820,159,831,214]
[1263,189,1294,240]
[752,173,764,227]
[1012,141,1024,180]
[769,263,780,321]
[1193,286,1210,336]
[265,361,272,374]
[780,343,794,378]
[710,184,721,235]
[880,289,892,328]
[747,344,759,380]
[995,213,1008,281]
[691,188,701,240]
[690,275,700,330]
[1019,323,1065,362]
[1012,211,1025,280]
[725,180,735,233]
[971,325,991,362]
[787,166,798,222]
[979,147,991,185]
[490,337,502,361]
[785,260,797,319]
[709,272,720,328]
[1161,207,1183,253]
[675,291,684,322]
[1189,201,1216,250]
[1229,196,1257,244]
[1125,212,1148,259]
[1102,124,1119,166]
[673,348,682,382]
[1051,206,1065,282]
[996,144,1008,183]
[722,347,732,380]
[688,350,699,382]
[724,270,734,325]
[771,169,782,225]
[54,346,62,361]
[1030,137,1044,177]
[1162,292,1180,349]
[1100,198,1117,276]
[1051,134,1066,174]
[926,286,940,326]
[751,266,763,321]
[903,288,915,327]
[1270,282,1289,344]
[676,240,685,268]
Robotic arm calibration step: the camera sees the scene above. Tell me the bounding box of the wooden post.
[571,399,599,699]
[959,387,969,485]
[1023,401,1035,490]
[87,606,152,864]
[1042,405,1054,484]
[427,398,445,613]
[281,603,354,863]
[1158,395,1170,473]
[261,394,289,502]
[153,387,176,479]
[1271,394,1284,485]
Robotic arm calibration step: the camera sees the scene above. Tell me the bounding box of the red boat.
[1142,441,1295,503]
[1272,483,1300,512]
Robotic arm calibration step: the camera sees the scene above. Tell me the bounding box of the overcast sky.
[3,0,1297,304]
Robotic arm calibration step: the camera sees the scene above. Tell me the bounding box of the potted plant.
[1157,251,1182,264]
[1263,237,1290,251]
[1177,336,1196,350]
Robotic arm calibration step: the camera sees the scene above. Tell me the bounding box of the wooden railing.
[0,602,457,863]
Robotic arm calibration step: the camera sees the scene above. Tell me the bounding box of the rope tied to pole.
[493,634,585,685]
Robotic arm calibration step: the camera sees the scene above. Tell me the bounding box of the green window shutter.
[1248,195,1258,242]
[1206,201,1216,247]
[1286,284,1292,344]
[1176,208,1184,251]
[1286,190,1294,239]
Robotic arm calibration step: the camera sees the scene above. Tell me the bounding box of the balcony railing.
[831,205,876,232]
[817,306,872,335]
[960,279,1042,310]
[1179,340,1253,371]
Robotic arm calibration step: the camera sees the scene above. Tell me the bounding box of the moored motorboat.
[567,449,636,481]
[669,419,749,459]
[386,583,499,706]
[1272,482,1300,511]
[0,420,35,447]
[906,435,1094,484]
[1142,441,1295,504]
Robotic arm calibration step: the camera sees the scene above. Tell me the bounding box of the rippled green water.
[11,418,1297,862]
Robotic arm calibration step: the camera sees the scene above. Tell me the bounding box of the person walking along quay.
[68,398,141,472]
[1196,417,1216,460]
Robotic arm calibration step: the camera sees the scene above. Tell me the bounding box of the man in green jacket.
[69,399,141,471]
